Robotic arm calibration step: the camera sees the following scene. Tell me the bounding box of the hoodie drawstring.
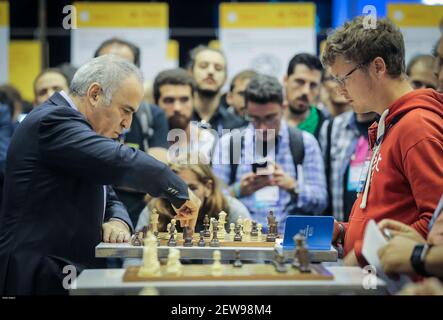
[360,108,390,209]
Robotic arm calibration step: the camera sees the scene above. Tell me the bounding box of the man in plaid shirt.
[212,75,327,233]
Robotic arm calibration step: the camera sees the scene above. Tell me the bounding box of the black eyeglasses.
[333,64,363,87]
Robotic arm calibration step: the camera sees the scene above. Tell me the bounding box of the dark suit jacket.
[0,93,188,295]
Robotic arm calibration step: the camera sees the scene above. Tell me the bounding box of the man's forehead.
[196,50,225,64]
[290,64,322,79]
[160,84,192,96]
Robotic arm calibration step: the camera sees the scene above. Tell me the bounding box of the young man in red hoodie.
[321,16,443,266]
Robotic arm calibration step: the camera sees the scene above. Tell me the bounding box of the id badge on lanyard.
[356,157,371,194]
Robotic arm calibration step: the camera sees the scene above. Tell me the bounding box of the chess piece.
[234,224,242,242]
[211,250,223,276]
[171,219,178,240]
[203,214,211,238]
[228,223,235,241]
[183,226,193,247]
[272,248,288,273]
[233,250,242,268]
[236,218,244,236]
[250,221,258,238]
[257,223,263,240]
[243,219,252,241]
[138,231,161,277]
[150,208,159,237]
[198,230,206,247]
[131,231,144,246]
[166,248,183,276]
[266,211,277,242]
[167,221,177,247]
[292,233,311,273]
[218,211,227,240]
[210,220,220,247]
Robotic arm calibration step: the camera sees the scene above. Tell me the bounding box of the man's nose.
[122,114,132,130]
[301,82,310,95]
[173,101,182,112]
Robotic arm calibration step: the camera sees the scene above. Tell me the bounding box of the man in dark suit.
[0,55,200,295]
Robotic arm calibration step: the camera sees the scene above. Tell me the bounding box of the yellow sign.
[0,1,9,26]
[208,40,220,49]
[388,4,443,28]
[220,3,315,28]
[168,40,178,60]
[9,41,42,101]
[74,2,168,28]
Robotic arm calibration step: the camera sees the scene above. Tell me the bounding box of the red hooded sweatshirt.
[343,89,443,265]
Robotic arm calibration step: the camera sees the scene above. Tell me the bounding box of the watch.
[410,244,433,277]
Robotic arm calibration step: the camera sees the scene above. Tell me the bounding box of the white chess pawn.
[211,250,223,276]
[257,223,263,240]
[237,218,244,236]
[171,219,178,240]
[138,231,161,277]
[166,248,183,276]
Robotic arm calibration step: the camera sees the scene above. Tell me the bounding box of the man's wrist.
[410,244,433,277]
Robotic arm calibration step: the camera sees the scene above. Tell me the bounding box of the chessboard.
[156,232,277,248]
[122,264,334,282]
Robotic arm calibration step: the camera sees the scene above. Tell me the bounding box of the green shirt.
[297,106,319,136]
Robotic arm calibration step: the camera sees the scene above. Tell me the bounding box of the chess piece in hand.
[172,188,201,235]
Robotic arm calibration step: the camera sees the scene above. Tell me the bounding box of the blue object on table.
[282,215,334,250]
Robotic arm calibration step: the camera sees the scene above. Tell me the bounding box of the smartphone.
[252,161,268,174]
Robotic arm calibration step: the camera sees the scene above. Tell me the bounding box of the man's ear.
[373,57,387,79]
[86,83,102,108]
[283,74,289,87]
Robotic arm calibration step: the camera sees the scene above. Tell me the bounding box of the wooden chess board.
[123,264,333,282]
[156,232,277,248]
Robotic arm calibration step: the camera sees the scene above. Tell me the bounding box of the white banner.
[219,3,316,83]
[71,2,169,82]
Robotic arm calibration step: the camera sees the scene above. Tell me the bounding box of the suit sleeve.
[104,186,134,232]
[38,108,188,208]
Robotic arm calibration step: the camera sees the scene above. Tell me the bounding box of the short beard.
[168,114,191,131]
[288,103,308,115]
[197,87,219,99]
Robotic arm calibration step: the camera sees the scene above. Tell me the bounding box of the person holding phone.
[212,74,327,233]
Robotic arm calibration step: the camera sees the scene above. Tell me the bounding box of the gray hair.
[70,55,143,105]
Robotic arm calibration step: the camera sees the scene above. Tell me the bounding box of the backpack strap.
[136,102,154,151]
[287,126,305,178]
[228,130,244,186]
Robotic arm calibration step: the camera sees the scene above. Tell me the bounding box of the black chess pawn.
[198,230,206,247]
[209,220,220,247]
[203,214,211,238]
[234,224,242,242]
[250,221,258,237]
[167,224,177,247]
[233,250,242,268]
[131,232,142,246]
[183,226,193,247]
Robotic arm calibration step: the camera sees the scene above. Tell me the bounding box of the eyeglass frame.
[332,63,365,87]
[245,110,282,127]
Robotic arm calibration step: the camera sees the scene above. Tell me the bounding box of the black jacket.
[0,93,188,295]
